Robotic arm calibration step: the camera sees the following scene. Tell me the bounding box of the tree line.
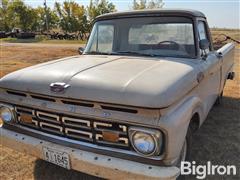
[0,0,163,39]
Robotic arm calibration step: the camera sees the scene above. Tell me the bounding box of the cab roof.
[96,9,206,21]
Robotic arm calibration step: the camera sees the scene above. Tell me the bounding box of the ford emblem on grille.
[50,82,70,93]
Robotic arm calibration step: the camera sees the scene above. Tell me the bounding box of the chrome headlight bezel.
[0,104,16,123]
[129,127,163,157]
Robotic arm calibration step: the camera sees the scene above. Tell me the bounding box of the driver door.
[197,20,221,114]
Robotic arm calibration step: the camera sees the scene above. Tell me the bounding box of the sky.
[24,0,240,29]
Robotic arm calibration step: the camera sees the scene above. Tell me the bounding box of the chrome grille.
[15,106,129,149]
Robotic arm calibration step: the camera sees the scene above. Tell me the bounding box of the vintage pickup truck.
[0,9,235,179]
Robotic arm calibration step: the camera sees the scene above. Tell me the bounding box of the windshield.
[84,17,196,58]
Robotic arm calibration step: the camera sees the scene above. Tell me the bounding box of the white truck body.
[0,9,235,179]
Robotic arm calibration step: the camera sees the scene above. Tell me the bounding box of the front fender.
[158,96,204,165]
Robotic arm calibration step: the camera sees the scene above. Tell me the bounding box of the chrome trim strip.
[36,111,60,122]
[32,109,35,116]
[62,117,91,128]
[119,125,127,132]
[119,137,129,144]
[39,122,63,133]
[96,134,103,140]
[95,128,127,136]
[65,128,93,139]
[94,122,112,128]
[96,134,129,145]
[32,119,38,126]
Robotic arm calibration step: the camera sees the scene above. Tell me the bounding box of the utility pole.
[44,0,49,31]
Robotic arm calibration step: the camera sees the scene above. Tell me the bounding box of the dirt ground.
[0,42,239,180]
[0,43,80,77]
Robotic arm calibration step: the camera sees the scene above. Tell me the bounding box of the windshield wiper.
[116,51,194,58]
[84,51,153,57]
[114,51,157,57]
[84,51,115,55]
[85,51,192,58]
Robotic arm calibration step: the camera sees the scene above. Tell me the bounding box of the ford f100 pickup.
[0,9,235,179]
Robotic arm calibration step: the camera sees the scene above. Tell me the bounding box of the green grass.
[1,37,86,44]
[1,37,41,43]
[41,39,86,44]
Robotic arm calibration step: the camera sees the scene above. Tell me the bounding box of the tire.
[215,91,223,105]
[176,124,193,166]
[176,122,195,180]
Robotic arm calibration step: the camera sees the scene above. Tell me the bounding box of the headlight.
[129,127,162,157]
[0,105,15,123]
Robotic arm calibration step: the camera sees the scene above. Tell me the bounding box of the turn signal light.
[102,130,119,143]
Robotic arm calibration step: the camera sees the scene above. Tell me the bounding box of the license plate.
[42,147,71,169]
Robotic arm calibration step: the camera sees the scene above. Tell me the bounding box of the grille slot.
[101,105,138,114]
[6,90,27,97]
[61,100,94,108]
[31,95,55,102]
[15,106,129,150]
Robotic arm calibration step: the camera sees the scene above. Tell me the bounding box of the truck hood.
[0,55,200,108]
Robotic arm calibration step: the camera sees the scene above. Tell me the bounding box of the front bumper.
[0,127,180,179]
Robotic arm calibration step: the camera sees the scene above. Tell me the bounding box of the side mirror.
[78,47,85,55]
[199,39,210,50]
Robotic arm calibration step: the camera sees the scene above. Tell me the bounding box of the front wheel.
[176,123,195,180]
[215,91,223,105]
[176,126,193,167]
